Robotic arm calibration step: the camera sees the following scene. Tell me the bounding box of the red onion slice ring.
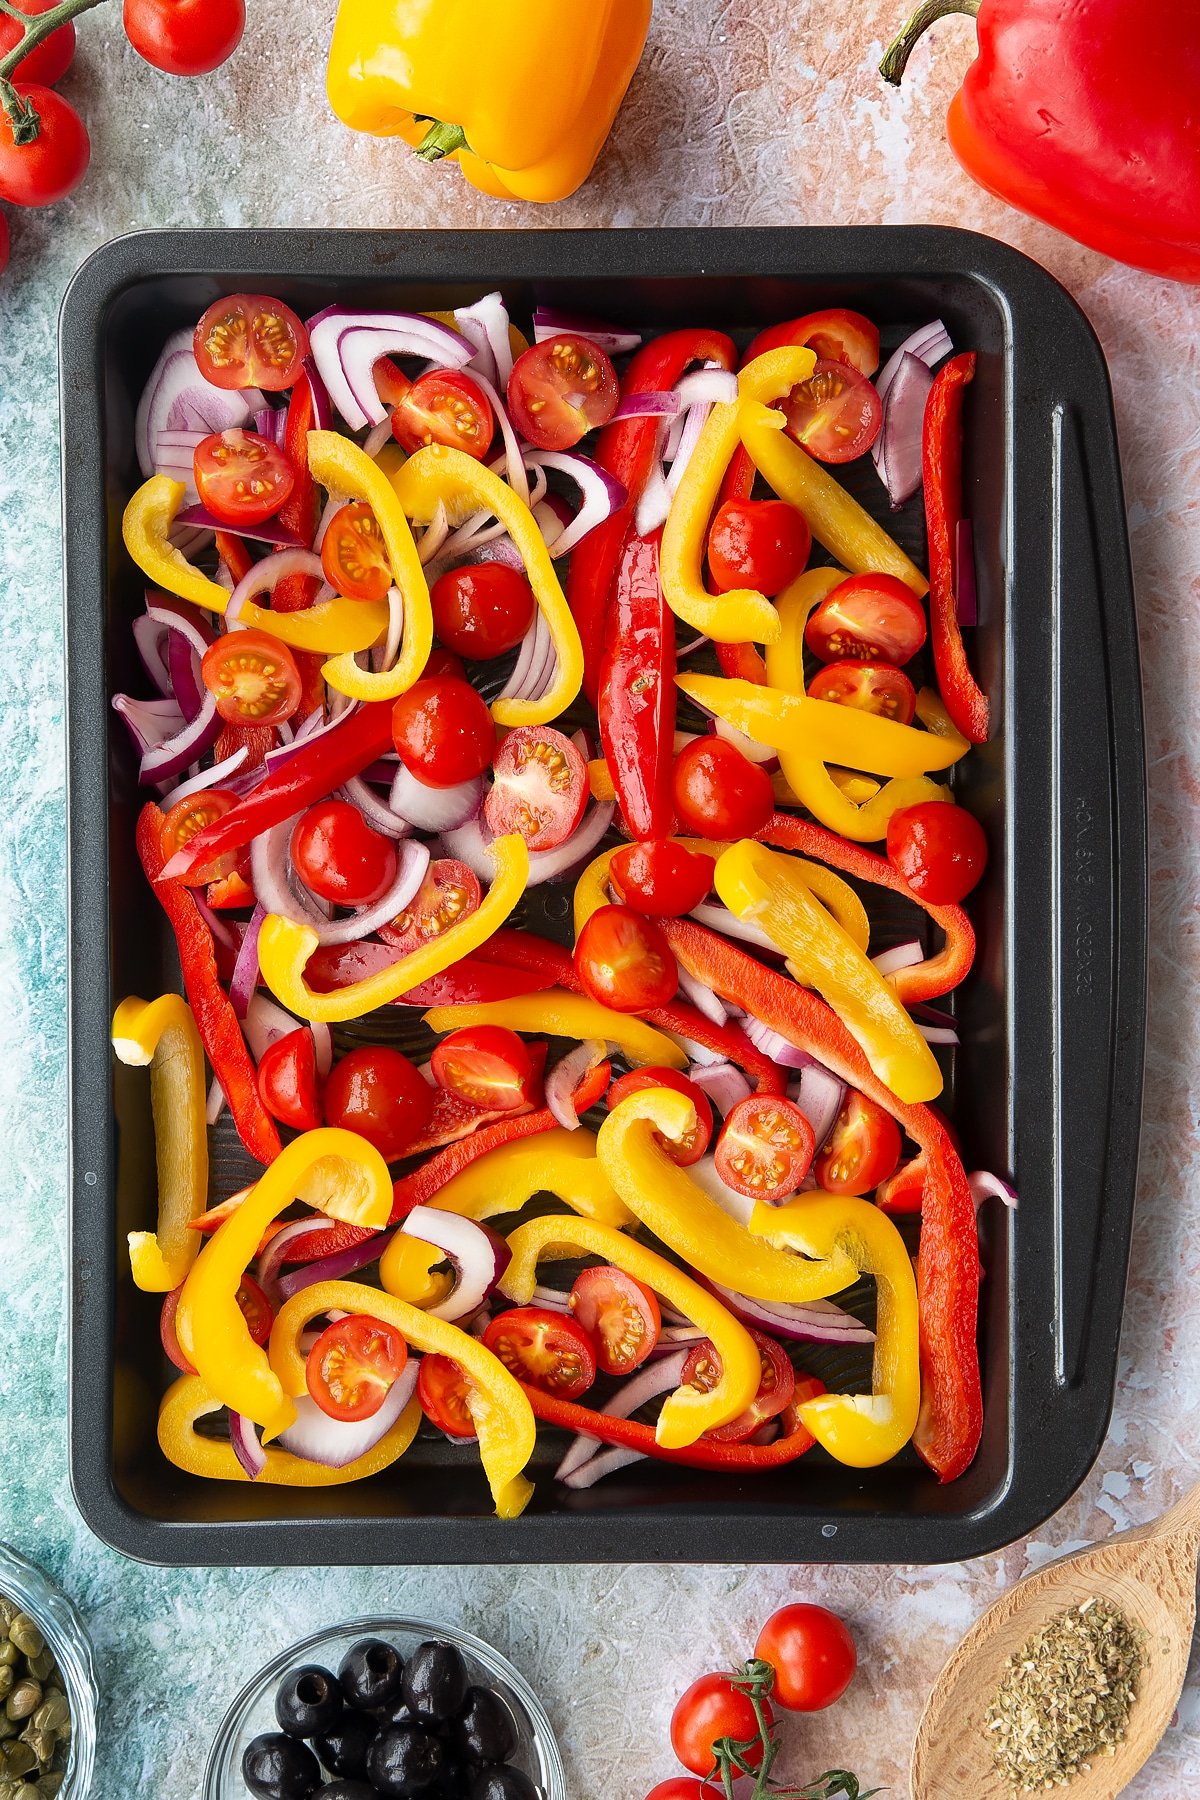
[274,1362,419,1469]
[227,550,326,625]
[400,1207,512,1322]
[556,1349,690,1482]
[545,1040,607,1130]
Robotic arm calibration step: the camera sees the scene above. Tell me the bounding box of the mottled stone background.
[1,2,1197,1795]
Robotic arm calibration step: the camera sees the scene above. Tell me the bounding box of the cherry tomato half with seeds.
[306,1314,408,1423]
[482,1307,597,1400]
[201,629,303,728]
[322,1044,434,1162]
[804,571,928,666]
[484,724,587,852]
[193,428,295,527]
[290,800,399,907]
[684,1330,795,1444]
[160,1276,273,1374]
[158,788,238,885]
[321,500,392,603]
[606,1067,713,1167]
[0,0,75,85]
[431,563,537,661]
[569,1266,661,1376]
[610,838,716,918]
[430,1025,536,1113]
[754,1603,857,1712]
[193,292,308,391]
[506,333,620,451]
[0,84,89,207]
[814,1090,902,1196]
[378,857,482,956]
[391,368,495,459]
[418,1353,478,1438]
[391,676,496,789]
[714,1095,815,1203]
[706,498,811,597]
[256,1027,322,1131]
[807,659,916,725]
[783,359,882,463]
[574,905,678,1015]
[124,0,244,76]
[887,799,988,904]
[745,307,881,376]
[672,737,774,840]
[670,1674,772,1777]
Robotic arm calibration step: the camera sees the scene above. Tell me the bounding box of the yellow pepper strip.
[422,990,686,1070]
[378,1235,456,1310]
[501,1214,761,1448]
[741,399,929,597]
[715,840,943,1103]
[175,1129,392,1440]
[916,686,972,755]
[830,769,883,802]
[259,834,529,1024]
[597,1089,859,1300]
[391,445,584,727]
[270,1281,536,1518]
[158,1373,421,1485]
[121,476,390,652]
[661,347,816,644]
[429,1129,633,1230]
[307,431,433,701]
[588,757,616,803]
[112,993,207,1292]
[749,1195,920,1467]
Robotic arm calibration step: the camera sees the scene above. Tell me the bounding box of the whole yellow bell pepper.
[259,835,529,1024]
[326,0,652,204]
[749,1194,920,1467]
[430,1129,633,1230]
[391,446,583,726]
[501,1214,761,1447]
[422,990,685,1070]
[270,1280,536,1518]
[158,1374,422,1485]
[112,994,208,1292]
[175,1130,393,1440]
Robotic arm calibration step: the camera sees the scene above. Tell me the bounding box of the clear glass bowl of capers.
[0,1542,97,1799]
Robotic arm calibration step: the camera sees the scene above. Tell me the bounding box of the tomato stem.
[0,0,110,138]
[878,0,980,86]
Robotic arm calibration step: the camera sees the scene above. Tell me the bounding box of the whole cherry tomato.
[887,800,988,904]
[123,0,245,76]
[754,1603,857,1711]
[391,676,496,789]
[431,563,536,660]
[574,905,678,1014]
[290,801,399,907]
[672,738,774,840]
[707,498,810,596]
[670,1673,772,1777]
[322,1045,433,1161]
[610,838,716,918]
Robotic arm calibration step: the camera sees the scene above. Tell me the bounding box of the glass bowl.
[204,1616,567,1799]
[0,1540,98,1799]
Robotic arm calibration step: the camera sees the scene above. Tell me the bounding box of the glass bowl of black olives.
[203,1619,566,1800]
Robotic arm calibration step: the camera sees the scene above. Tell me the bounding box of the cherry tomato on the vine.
[201,629,302,728]
[814,1091,901,1196]
[391,676,496,789]
[574,905,678,1014]
[670,1674,772,1777]
[0,85,89,207]
[606,1067,713,1167]
[507,333,619,451]
[124,0,245,78]
[0,0,76,85]
[672,737,774,841]
[431,563,536,660]
[804,572,927,666]
[807,659,916,725]
[707,498,810,597]
[484,724,587,852]
[644,1783,721,1800]
[887,800,988,904]
[754,1603,857,1712]
[194,291,307,391]
[322,1044,434,1162]
[290,800,399,907]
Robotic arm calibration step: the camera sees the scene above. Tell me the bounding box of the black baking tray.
[62,227,1145,1566]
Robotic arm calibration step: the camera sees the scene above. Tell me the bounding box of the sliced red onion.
[313,493,341,554]
[874,319,953,416]
[301,355,334,432]
[472,371,529,507]
[229,903,265,1018]
[417,502,451,567]
[872,940,924,978]
[311,1020,332,1080]
[740,1013,810,1071]
[612,391,681,422]
[277,1228,397,1301]
[131,613,175,697]
[455,291,514,388]
[302,839,430,948]
[677,368,739,408]
[161,744,250,811]
[166,629,205,722]
[256,1216,342,1294]
[688,1155,757,1225]
[635,457,672,537]
[676,966,727,1027]
[688,1060,752,1117]
[251,403,283,443]
[339,773,413,840]
[790,1063,845,1152]
[689,900,776,954]
[227,550,325,623]
[501,609,556,704]
[677,633,710,659]
[135,328,264,478]
[112,694,185,757]
[363,418,393,460]
[126,690,222,786]
[532,1285,573,1314]
[917,1020,959,1046]
[956,518,978,626]
[401,1207,511,1322]
[250,816,327,929]
[556,1349,689,1482]
[306,307,473,431]
[243,992,304,1061]
[206,1074,226,1127]
[875,354,934,509]
[521,452,626,558]
[674,1035,727,1068]
[872,320,952,501]
[275,1362,419,1468]
[229,1412,266,1481]
[968,1170,1018,1210]
[562,1445,647,1489]
[175,504,306,548]
[533,493,573,550]
[531,308,641,355]
[194,894,238,950]
[441,804,616,888]
[545,1040,606,1130]
[390,763,483,833]
[712,715,777,767]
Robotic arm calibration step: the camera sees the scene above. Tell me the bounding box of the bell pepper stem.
[879,0,981,86]
[0,0,109,136]
[415,118,469,162]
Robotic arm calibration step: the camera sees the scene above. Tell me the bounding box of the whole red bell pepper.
[272,370,327,714]
[880,0,1200,283]
[924,354,988,744]
[597,531,674,841]
[525,1377,824,1471]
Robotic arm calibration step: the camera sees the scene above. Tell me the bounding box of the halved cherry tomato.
[430,1025,536,1113]
[158,788,238,885]
[201,628,303,728]
[193,293,308,392]
[754,1603,858,1712]
[391,368,495,460]
[670,1673,772,1778]
[482,1307,597,1399]
[378,858,482,956]
[431,563,536,660]
[745,308,881,376]
[606,1067,713,1168]
[290,800,399,907]
[256,1027,321,1131]
[306,1314,408,1423]
[804,571,928,666]
[570,1266,662,1376]
[484,725,587,851]
[205,863,255,910]
[714,1096,816,1203]
[193,428,295,527]
[322,1044,434,1162]
[418,1354,478,1438]
[574,905,678,1015]
[706,498,811,597]
[672,737,774,840]
[391,676,496,789]
[506,333,619,451]
[321,500,392,603]
[807,659,916,725]
[684,1330,796,1444]
[160,1276,273,1374]
[887,799,988,904]
[610,838,716,919]
[814,1090,902,1196]
[783,359,882,463]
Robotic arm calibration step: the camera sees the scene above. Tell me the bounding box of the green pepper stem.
[878,0,981,86]
[414,118,469,164]
[0,0,110,139]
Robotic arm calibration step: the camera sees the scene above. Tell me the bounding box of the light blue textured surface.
[2,4,1199,1796]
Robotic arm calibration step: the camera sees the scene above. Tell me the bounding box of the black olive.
[314,1710,378,1780]
[376,1695,415,1729]
[468,1770,538,1800]
[451,1688,517,1767]
[313,1785,379,1800]
[276,1665,345,1738]
[339,1637,407,1712]
[436,1757,471,1799]
[242,1731,322,1800]
[402,1642,468,1724]
[367,1722,446,1797]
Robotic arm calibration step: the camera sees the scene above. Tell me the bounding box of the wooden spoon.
[911,1483,1200,1800]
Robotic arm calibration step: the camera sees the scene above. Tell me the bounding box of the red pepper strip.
[215,720,277,772]
[659,917,982,1483]
[273,372,326,714]
[159,701,395,882]
[524,1376,825,1471]
[303,942,557,1007]
[598,531,674,841]
[214,531,255,585]
[925,353,988,745]
[716,641,769,683]
[568,328,737,702]
[403,1087,535,1157]
[757,812,975,1003]
[876,1153,928,1216]
[135,804,282,1165]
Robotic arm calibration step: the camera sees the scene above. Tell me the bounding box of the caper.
[34,1778,63,1800]
[0,1780,18,1800]
[0,1717,16,1742]
[12,1786,40,1800]
[6,1624,41,1664]
[5,1685,39,1726]
[0,1745,35,1780]
[22,1659,51,1693]
[30,1696,66,1741]
[17,1729,52,1769]
[0,1649,16,1673]
[0,1674,11,1707]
